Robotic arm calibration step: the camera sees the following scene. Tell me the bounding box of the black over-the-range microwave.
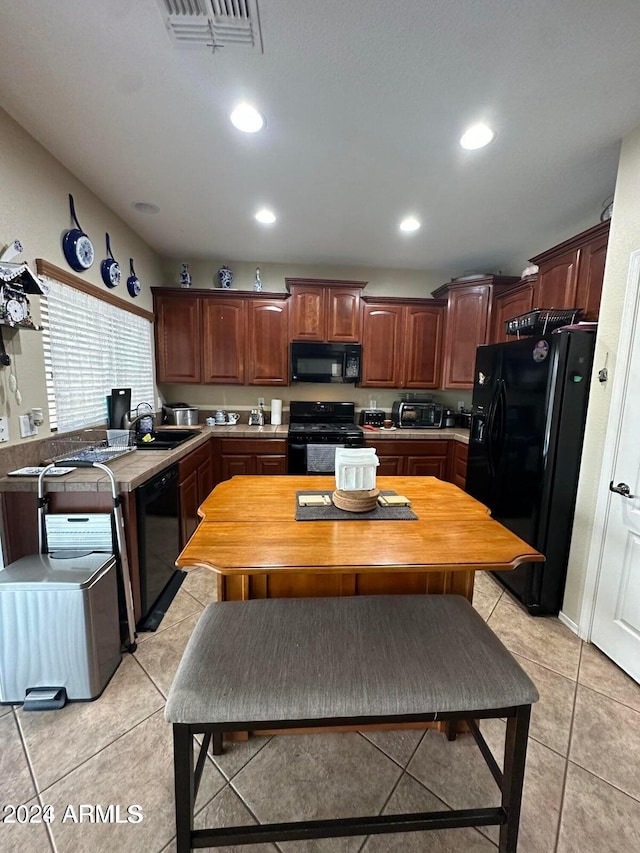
[290,342,361,384]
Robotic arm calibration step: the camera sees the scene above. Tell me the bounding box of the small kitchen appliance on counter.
[359,409,385,427]
[288,401,364,474]
[162,402,199,426]
[392,401,444,429]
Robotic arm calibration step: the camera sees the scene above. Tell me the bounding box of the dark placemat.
[295,490,418,521]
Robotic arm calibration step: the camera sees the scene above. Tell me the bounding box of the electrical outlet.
[458,400,465,412]
[18,414,37,438]
[258,397,265,407]
[0,417,8,442]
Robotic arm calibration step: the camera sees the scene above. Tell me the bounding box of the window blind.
[40,278,155,432]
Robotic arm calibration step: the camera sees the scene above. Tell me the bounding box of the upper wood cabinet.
[431,276,519,389]
[245,299,289,385]
[153,289,289,386]
[490,276,536,343]
[360,297,446,389]
[530,220,609,321]
[286,278,367,342]
[202,297,246,384]
[154,292,202,383]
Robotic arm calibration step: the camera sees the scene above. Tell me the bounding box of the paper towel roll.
[271,399,282,425]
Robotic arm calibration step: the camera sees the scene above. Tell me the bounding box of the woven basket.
[332,489,380,513]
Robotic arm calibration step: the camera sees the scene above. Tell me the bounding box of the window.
[41,278,155,432]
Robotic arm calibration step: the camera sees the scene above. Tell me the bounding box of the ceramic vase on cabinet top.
[218,265,233,289]
[180,263,192,288]
[254,267,262,291]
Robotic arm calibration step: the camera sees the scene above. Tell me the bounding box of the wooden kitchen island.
[176,475,544,602]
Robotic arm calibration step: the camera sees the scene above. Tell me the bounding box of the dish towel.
[306,444,344,473]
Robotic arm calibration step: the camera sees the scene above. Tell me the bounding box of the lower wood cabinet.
[178,441,213,546]
[219,439,287,480]
[365,439,450,480]
[450,441,469,489]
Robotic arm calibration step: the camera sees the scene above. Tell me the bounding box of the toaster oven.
[391,401,444,429]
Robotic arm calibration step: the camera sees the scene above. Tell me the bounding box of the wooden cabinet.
[365,439,450,480]
[219,439,287,481]
[286,278,367,342]
[360,297,446,389]
[245,299,289,385]
[202,297,245,384]
[153,289,290,386]
[490,277,536,343]
[178,441,213,546]
[432,276,519,389]
[450,441,469,489]
[154,292,202,383]
[530,221,609,321]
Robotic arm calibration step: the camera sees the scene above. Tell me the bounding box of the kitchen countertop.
[0,425,469,494]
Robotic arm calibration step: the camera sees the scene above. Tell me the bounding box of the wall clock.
[127,258,141,298]
[100,233,121,288]
[62,194,94,271]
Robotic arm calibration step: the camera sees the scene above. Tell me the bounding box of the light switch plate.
[18,414,37,438]
[0,417,8,442]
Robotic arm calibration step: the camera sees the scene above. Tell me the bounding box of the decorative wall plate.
[100,233,121,288]
[127,258,141,297]
[62,194,94,271]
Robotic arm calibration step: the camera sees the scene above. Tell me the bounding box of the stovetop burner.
[289,422,361,434]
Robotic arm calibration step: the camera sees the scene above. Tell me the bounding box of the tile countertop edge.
[0,426,469,493]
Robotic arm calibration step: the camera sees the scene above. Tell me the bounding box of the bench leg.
[499,704,531,853]
[173,725,194,853]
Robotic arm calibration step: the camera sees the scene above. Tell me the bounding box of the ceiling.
[1,0,639,275]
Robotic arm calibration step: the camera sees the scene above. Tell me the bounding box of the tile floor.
[2,569,639,853]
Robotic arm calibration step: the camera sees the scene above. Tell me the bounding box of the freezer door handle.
[609,481,636,499]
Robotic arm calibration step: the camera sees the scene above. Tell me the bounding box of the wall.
[0,107,164,448]
[561,123,640,624]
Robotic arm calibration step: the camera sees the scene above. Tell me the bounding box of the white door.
[587,251,640,683]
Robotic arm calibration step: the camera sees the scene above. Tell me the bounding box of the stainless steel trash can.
[0,552,121,706]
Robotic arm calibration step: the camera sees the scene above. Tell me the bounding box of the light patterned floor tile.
[360,728,425,767]
[17,654,164,791]
[134,611,202,697]
[0,712,37,806]
[578,642,640,712]
[513,653,576,756]
[136,588,203,642]
[569,683,640,800]
[181,567,220,607]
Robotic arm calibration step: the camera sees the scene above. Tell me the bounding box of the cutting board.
[108,387,131,429]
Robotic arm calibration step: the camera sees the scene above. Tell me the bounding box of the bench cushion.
[165,595,538,725]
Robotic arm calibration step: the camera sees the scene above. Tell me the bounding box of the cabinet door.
[178,470,200,547]
[221,455,254,479]
[246,300,289,385]
[534,248,579,309]
[449,441,469,488]
[154,293,201,383]
[326,287,361,342]
[406,455,448,479]
[376,455,405,476]
[360,303,403,387]
[403,303,444,388]
[441,285,491,389]
[202,298,245,384]
[255,455,287,475]
[289,285,325,340]
[197,456,213,504]
[491,281,535,344]
[576,230,608,320]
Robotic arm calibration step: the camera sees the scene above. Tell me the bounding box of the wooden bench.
[165,594,538,852]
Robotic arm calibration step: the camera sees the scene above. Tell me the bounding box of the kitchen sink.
[134,429,200,450]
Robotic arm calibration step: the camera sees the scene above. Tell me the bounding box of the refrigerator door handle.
[494,379,508,461]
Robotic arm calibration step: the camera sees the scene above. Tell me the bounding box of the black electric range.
[287,401,364,473]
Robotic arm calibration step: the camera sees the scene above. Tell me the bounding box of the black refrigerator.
[465,329,596,615]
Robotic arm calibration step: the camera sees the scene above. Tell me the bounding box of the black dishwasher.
[136,465,184,631]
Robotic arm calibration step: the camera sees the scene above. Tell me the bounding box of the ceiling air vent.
[157,0,263,53]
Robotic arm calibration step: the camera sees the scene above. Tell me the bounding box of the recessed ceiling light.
[255,208,276,224]
[460,123,495,150]
[230,103,265,133]
[132,201,160,215]
[399,216,421,233]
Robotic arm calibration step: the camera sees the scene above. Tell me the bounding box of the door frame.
[578,249,640,638]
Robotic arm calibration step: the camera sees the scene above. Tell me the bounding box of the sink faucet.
[122,408,156,434]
